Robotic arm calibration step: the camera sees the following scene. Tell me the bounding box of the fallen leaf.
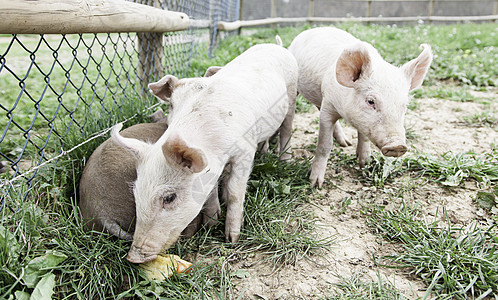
[140,254,192,280]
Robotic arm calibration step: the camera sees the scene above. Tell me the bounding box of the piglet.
[78,113,220,240]
[288,27,433,187]
[111,40,298,263]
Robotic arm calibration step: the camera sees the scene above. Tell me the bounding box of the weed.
[366,201,498,299]
[403,149,498,186]
[461,111,497,127]
[324,272,408,300]
[352,149,498,188]
[241,152,334,266]
[412,85,477,102]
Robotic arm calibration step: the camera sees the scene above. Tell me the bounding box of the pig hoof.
[127,247,158,264]
[226,231,240,243]
[279,152,292,161]
[381,145,407,157]
[358,156,371,168]
[335,135,352,147]
[338,139,352,147]
[309,173,324,189]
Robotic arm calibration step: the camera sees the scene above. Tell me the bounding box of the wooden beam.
[218,15,498,31]
[0,0,190,34]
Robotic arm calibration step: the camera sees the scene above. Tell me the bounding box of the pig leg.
[202,185,221,227]
[182,214,203,238]
[183,183,221,238]
[357,132,371,168]
[223,154,254,243]
[220,164,231,204]
[258,139,270,153]
[333,122,352,147]
[310,107,340,188]
[278,87,297,161]
[103,219,133,241]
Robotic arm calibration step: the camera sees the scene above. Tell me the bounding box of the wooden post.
[138,0,164,99]
[367,0,372,24]
[238,0,243,35]
[271,0,277,28]
[493,0,498,15]
[428,0,435,24]
[308,0,314,24]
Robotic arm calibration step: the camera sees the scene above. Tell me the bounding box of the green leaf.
[476,191,497,210]
[30,273,55,300]
[0,225,20,262]
[14,291,30,300]
[231,269,250,279]
[442,170,465,186]
[22,250,67,288]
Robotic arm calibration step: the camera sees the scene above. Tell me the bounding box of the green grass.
[324,273,408,300]
[461,111,497,127]
[2,23,498,299]
[190,23,498,89]
[1,104,328,298]
[366,201,498,299]
[325,147,498,189]
[412,85,478,102]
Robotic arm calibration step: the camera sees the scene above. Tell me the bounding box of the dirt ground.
[229,89,498,299]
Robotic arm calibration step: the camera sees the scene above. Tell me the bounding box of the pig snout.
[126,245,158,263]
[381,144,407,157]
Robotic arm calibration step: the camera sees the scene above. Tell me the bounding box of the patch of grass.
[196,23,498,90]
[324,272,408,300]
[403,149,498,187]
[366,201,498,299]
[412,85,478,102]
[1,119,330,298]
[296,94,314,113]
[338,23,498,88]
[355,148,498,188]
[461,111,497,127]
[0,34,158,157]
[241,152,334,266]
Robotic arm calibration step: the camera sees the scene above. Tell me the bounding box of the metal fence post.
[208,0,220,58]
[138,0,164,98]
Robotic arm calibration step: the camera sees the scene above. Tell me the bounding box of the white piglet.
[112,41,298,263]
[288,27,433,188]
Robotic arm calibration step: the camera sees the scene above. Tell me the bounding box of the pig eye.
[162,193,177,207]
[366,97,376,109]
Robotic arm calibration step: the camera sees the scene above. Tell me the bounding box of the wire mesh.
[0,0,239,212]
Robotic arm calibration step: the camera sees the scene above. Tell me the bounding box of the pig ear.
[204,66,222,77]
[162,135,207,173]
[111,123,150,159]
[148,75,179,102]
[402,44,433,91]
[336,43,371,88]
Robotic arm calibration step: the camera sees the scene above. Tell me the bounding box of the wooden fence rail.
[0,0,190,34]
[218,14,498,31]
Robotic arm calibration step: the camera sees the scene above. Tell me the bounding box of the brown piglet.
[79,114,220,241]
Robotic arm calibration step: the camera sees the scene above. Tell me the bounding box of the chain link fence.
[0,0,239,212]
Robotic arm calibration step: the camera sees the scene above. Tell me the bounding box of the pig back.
[204,44,298,144]
[78,122,168,236]
[289,27,359,107]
